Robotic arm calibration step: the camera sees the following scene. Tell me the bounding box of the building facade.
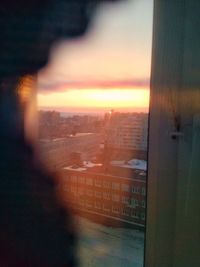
[105,112,148,151]
[60,168,146,229]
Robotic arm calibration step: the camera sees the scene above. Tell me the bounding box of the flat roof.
[110,159,147,171]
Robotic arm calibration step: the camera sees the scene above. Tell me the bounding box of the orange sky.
[37,0,153,113]
[37,87,149,113]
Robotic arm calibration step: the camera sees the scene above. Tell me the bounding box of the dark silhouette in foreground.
[0,0,120,266]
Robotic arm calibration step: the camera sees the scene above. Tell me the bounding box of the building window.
[103,192,110,200]
[132,186,140,194]
[95,201,102,210]
[112,194,120,202]
[86,177,93,186]
[112,205,120,214]
[71,186,76,194]
[95,191,102,198]
[87,189,93,197]
[85,200,93,208]
[95,179,102,187]
[71,175,77,183]
[103,204,110,212]
[63,185,70,192]
[141,200,146,208]
[131,198,139,207]
[112,182,120,190]
[141,212,146,221]
[78,188,85,195]
[122,196,130,205]
[79,200,85,207]
[131,210,139,218]
[141,187,146,195]
[79,176,85,184]
[121,183,130,192]
[121,208,130,216]
[103,180,111,188]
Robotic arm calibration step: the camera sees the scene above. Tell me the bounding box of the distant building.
[38,133,102,171]
[105,112,148,151]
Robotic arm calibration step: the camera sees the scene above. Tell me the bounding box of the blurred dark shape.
[0,0,120,78]
[0,0,122,266]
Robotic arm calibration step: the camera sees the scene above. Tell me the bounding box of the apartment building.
[105,112,148,151]
[59,166,146,229]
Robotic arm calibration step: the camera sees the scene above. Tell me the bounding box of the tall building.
[105,112,148,151]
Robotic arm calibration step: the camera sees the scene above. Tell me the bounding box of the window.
[131,211,139,219]
[122,196,130,205]
[71,175,77,183]
[141,212,145,221]
[103,180,111,188]
[95,191,102,198]
[122,183,130,192]
[112,205,120,214]
[86,190,93,197]
[86,177,93,186]
[95,201,102,210]
[112,194,120,202]
[131,198,139,208]
[103,192,110,200]
[95,179,102,187]
[63,185,70,192]
[112,182,120,190]
[79,176,85,184]
[19,0,200,265]
[79,200,85,207]
[122,208,130,216]
[141,200,146,208]
[35,1,153,266]
[78,188,85,195]
[141,187,146,195]
[85,200,93,208]
[103,204,110,212]
[71,186,76,194]
[132,186,140,194]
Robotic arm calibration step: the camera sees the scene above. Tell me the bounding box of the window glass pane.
[37,0,153,266]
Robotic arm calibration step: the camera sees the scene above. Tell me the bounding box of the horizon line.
[38,106,149,113]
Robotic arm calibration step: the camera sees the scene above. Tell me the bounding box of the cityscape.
[36,1,152,265]
[38,110,148,229]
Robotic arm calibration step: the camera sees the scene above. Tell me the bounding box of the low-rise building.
[38,133,102,170]
[59,161,146,229]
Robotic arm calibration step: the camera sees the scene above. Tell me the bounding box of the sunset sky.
[37,0,153,113]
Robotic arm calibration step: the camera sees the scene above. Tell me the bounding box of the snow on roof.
[69,133,93,137]
[63,165,87,172]
[110,159,147,171]
[83,161,103,168]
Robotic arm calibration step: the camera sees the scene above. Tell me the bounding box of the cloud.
[37,78,150,94]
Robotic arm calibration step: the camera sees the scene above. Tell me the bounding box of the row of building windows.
[67,187,146,207]
[79,201,146,220]
[69,176,146,195]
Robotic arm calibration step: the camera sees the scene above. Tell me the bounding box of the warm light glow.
[37,87,149,112]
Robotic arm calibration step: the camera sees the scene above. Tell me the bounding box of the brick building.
[59,166,146,229]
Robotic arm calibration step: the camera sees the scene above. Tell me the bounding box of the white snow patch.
[111,159,147,171]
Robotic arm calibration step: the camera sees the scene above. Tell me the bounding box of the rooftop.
[110,159,147,171]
